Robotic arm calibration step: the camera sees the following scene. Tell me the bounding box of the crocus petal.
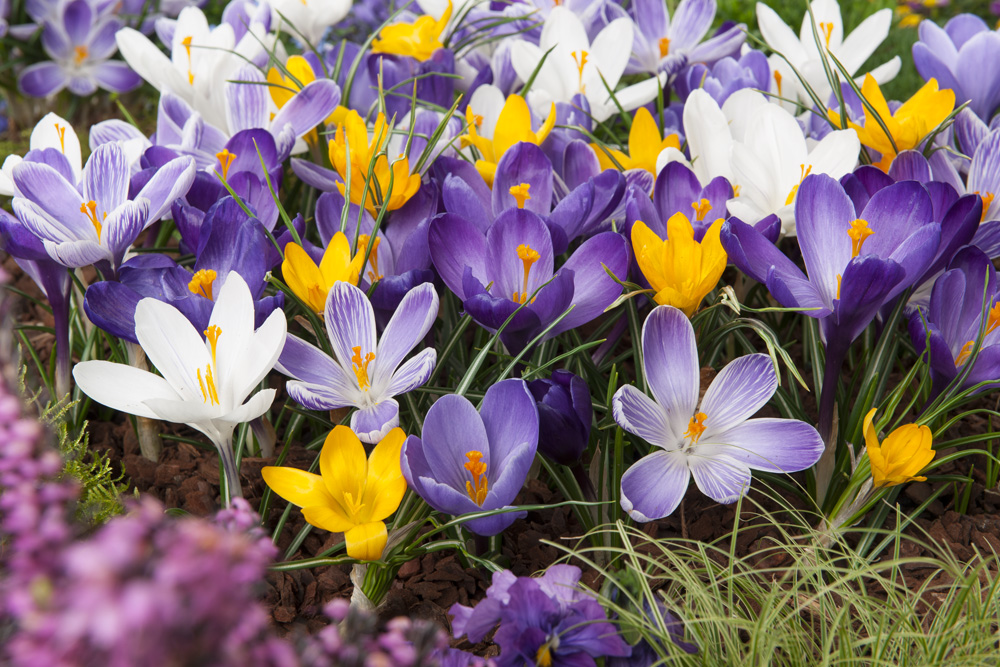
[84,143,130,214]
[73,360,179,420]
[384,348,438,397]
[620,450,691,521]
[373,283,438,390]
[699,354,777,436]
[262,466,335,509]
[548,231,629,336]
[429,213,488,299]
[319,425,369,504]
[351,400,400,444]
[687,452,751,504]
[343,522,389,561]
[480,379,539,471]
[612,384,676,449]
[700,418,824,473]
[421,393,490,493]
[324,281,377,378]
[301,504,356,535]
[134,297,211,401]
[642,306,699,436]
[364,428,407,522]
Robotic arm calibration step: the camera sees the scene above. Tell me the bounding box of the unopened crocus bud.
[864,408,934,488]
[527,370,592,465]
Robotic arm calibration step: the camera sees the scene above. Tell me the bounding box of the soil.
[6,253,1000,648]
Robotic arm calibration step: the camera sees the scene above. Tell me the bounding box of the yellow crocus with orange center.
[631,214,727,317]
[591,107,681,175]
[266,55,347,127]
[329,110,422,214]
[371,0,452,62]
[262,426,407,561]
[828,74,955,172]
[460,94,556,187]
[282,232,364,313]
[863,409,934,489]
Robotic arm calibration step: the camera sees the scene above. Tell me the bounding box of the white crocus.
[270,0,350,45]
[756,0,900,114]
[509,6,664,123]
[728,99,860,236]
[0,113,81,196]
[73,274,286,505]
[116,6,275,130]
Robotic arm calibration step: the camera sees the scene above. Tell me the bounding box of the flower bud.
[527,370,592,465]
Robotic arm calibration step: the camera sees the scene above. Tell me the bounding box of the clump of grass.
[554,494,1000,666]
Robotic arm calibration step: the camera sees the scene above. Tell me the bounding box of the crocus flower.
[675,49,771,106]
[329,110,422,214]
[756,0,900,113]
[282,232,364,314]
[73,274,287,504]
[371,0,451,61]
[828,74,955,171]
[863,409,933,488]
[263,426,406,561]
[276,281,438,443]
[11,142,195,275]
[269,0,350,45]
[591,107,680,176]
[17,0,141,98]
[612,305,823,520]
[400,379,539,536]
[631,214,726,316]
[912,14,1000,122]
[527,370,592,466]
[433,203,628,352]
[625,161,732,242]
[0,112,82,196]
[461,88,556,187]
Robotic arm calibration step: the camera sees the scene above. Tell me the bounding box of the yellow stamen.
[572,50,588,93]
[351,346,376,390]
[954,302,1000,366]
[512,243,540,304]
[54,123,66,153]
[847,219,874,257]
[73,45,88,66]
[784,164,813,206]
[341,491,365,516]
[974,191,995,222]
[464,451,489,506]
[733,184,741,198]
[80,200,104,238]
[683,412,707,444]
[215,149,236,181]
[182,35,194,84]
[204,325,222,370]
[773,70,783,97]
[820,21,834,48]
[357,234,383,282]
[836,273,842,300]
[197,363,220,405]
[954,340,975,367]
[188,269,217,300]
[536,643,554,667]
[658,37,671,58]
[509,182,531,209]
[691,198,712,222]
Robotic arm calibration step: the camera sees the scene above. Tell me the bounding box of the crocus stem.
[815,341,848,505]
[217,433,243,508]
[52,290,71,399]
[570,461,596,502]
[126,343,162,462]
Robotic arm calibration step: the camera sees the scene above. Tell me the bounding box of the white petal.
[73,361,179,420]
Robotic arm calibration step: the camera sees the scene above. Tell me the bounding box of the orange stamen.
[351,346,376,390]
[691,198,712,222]
[188,269,217,300]
[683,412,707,444]
[216,149,236,181]
[512,243,540,304]
[847,219,873,257]
[464,451,489,506]
[509,183,531,209]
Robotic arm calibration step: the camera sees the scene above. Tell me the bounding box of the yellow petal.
[476,160,497,188]
[591,143,630,172]
[344,521,389,561]
[286,55,316,88]
[262,466,334,509]
[267,67,294,109]
[493,94,534,158]
[364,427,408,522]
[282,242,326,313]
[862,408,880,454]
[631,220,666,293]
[319,232,359,286]
[302,504,356,534]
[628,107,662,170]
[534,103,557,146]
[320,425,369,514]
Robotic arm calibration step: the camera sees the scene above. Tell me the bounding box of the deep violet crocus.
[429,199,629,354]
[276,281,438,444]
[449,565,630,666]
[527,370,592,466]
[11,141,195,275]
[400,379,539,536]
[909,246,1000,396]
[721,174,940,447]
[612,306,823,521]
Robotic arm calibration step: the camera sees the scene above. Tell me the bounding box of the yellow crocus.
[329,110,422,214]
[266,55,347,126]
[863,408,934,489]
[371,0,452,62]
[828,74,954,172]
[282,232,364,313]
[262,426,407,561]
[460,94,556,187]
[591,107,680,175]
[631,214,727,317]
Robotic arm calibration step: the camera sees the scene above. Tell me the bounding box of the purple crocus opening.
[400,379,539,536]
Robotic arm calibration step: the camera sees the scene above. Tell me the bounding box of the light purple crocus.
[400,379,539,536]
[621,0,744,76]
[913,14,1000,122]
[612,306,823,521]
[11,142,195,275]
[276,281,438,444]
[18,0,141,97]
[675,49,770,105]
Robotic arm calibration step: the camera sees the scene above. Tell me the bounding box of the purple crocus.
[18,0,141,97]
[11,142,195,275]
[625,160,733,242]
[912,14,1000,121]
[527,370,592,466]
[276,281,438,443]
[449,565,631,666]
[909,246,1000,396]
[429,203,629,354]
[675,49,770,105]
[400,379,538,536]
[612,306,823,520]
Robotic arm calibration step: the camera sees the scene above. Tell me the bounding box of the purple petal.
[93,61,142,94]
[84,143,130,214]
[480,379,539,482]
[795,174,854,306]
[271,79,341,140]
[226,66,268,134]
[18,62,68,98]
[384,348,437,397]
[700,418,823,473]
[104,199,150,268]
[442,174,493,234]
[12,162,84,233]
[491,143,553,217]
[429,213,488,300]
[612,384,675,447]
[485,209,553,302]
[700,354,776,436]
[687,453,751,504]
[642,305,699,435]
[373,283,438,388]
[420,394,490,493]
[134,155,196,221]
[620,450,690,521]
[324,281,377,375]
[549,231,629,335]
[669,0,715,50]
[351,399,400,444]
